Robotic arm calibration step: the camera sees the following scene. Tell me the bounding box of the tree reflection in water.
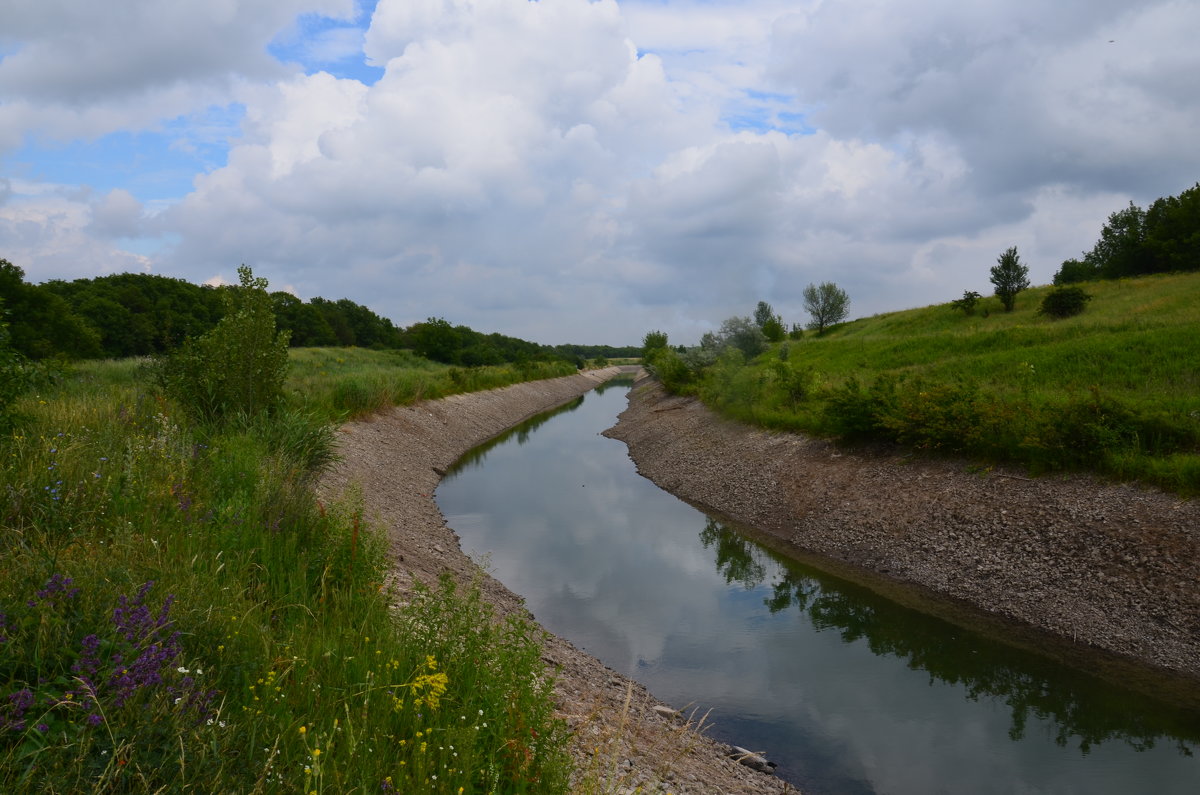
[699,518,1200,757]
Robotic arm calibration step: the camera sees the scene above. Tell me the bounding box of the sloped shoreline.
[603,376,1200,695]
[319,368,793,794]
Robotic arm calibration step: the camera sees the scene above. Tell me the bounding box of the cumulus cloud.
[4,0,1199,344]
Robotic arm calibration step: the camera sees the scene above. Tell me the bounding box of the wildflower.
[299,725,306,734]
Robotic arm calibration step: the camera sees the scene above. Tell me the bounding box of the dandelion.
[299,726,307,735]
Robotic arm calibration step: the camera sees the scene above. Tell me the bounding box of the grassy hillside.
[0,352,576,792]
[692,273,1200,494]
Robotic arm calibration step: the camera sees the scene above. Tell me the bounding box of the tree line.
[0,260,639,365]
[1054,182,1200,284]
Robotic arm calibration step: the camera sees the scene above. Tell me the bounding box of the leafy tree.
[641,330,669,359]
[951,290,983,316]
[1142,183,1200,273]
[154,266,290,422]
[753,301,775,329]
[802,281,850,334]
[1039,287,1092,319]
[716,316,767,359]
[788,323,804,340]
[0,298,31,430]
[1053,258,1100,285]
[0,259,102,359]
[1089,203,1147,278]
[989,247,1030,312]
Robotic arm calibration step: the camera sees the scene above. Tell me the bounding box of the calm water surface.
[435,382,1200,794]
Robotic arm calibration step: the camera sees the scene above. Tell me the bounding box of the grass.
[681,273,1200,494]
[0,351,579,793]
[286,348,576,421]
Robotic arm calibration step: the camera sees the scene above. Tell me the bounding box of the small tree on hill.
[802,282,850,334]
[952,290,983,316]
[989,247,1030,312]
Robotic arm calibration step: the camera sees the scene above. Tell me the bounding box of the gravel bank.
[603,376,1200,695]
[319,368,794,795]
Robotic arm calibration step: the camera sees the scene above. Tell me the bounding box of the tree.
[951,290,983,316]
[802,282,850,334]
[641,330,669,360]
[154,266,290,422]
[989,247,1030,312]
[716,316,767,359]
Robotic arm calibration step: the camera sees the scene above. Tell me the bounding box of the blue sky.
[3,0,1199,345]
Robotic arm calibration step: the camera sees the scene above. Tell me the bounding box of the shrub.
[951,290,983,316]
[0,310,29,431]
[1039,286,1092,319]
[154,266,290,423]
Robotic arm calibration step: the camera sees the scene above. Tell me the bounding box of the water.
[435,381,1200,794]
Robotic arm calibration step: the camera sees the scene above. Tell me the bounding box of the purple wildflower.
[86,713,102,727]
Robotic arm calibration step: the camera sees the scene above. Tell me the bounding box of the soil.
[602,375,1200,697]
[319,367,794,794]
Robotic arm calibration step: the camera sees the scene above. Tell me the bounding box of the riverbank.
[319,368,793,794]
[603,376,1200,695]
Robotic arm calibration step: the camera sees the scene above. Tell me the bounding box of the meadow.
[684,273,1200,494]
[0,350,577,793]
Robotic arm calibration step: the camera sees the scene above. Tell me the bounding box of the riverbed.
[437,380,1200,794]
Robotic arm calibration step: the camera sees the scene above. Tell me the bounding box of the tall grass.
[287,348,576,421]
[691,273,1200,494]
[1,355,575,792]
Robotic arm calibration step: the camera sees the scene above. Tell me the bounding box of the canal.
[435,379,1200,794]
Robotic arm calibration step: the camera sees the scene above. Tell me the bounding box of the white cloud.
[3,0,1199,344]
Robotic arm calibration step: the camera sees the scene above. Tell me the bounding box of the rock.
[728,746,777,775]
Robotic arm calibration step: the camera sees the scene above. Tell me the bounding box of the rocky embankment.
[603,376,1200,693]
[319,368,794,795]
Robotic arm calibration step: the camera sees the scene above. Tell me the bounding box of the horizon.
[3,0,1198,348]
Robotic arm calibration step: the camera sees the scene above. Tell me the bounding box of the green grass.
[1,354,577,793]
[686,273,1200,494]
[287,347,576,421]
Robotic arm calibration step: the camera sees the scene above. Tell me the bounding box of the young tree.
[641,329,669,359]
[951,290,983,316]
[802,282,850,334]
[989,247,1030,312]
[716,316,767,359]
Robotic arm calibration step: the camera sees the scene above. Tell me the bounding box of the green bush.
[154,266,290,423]
[1038,286,1092,319]
[0,310,29,431]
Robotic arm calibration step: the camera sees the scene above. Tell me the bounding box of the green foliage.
[1053,183,1200,283]
[0,260,102,360]
[989,246,1030,312]
[1053,258,1100,285]
[1039,286,1092,319]
[788,323,805,340]
[658,272,1200,494]
[154,266,290,423]
[0,352,576,793]
[641,329,669,359]
[952,290,983,316]
[716,316,768,359]
[0,306,30,431]
[802,282,850,333]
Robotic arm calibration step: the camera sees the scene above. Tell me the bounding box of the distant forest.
[1055,182,1200,284]
[0,262,639,365]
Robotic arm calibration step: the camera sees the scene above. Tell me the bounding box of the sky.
[2,0,1198,347]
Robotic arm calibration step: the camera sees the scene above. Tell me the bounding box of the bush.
[951,290,983,316]
[1039,286,1092,319]
[0,311,29,431]
[154,266,290,423]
